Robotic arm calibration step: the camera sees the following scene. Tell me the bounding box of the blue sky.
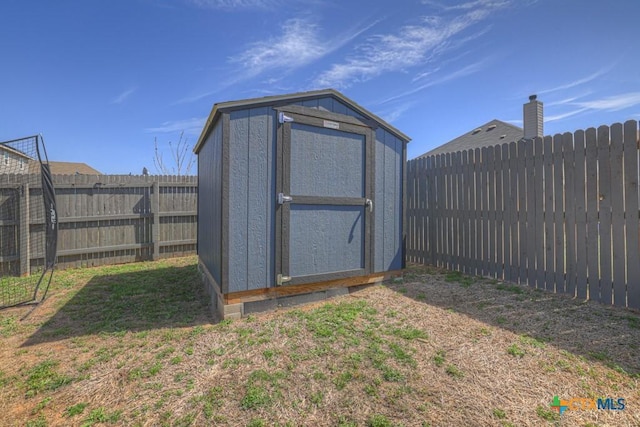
[1,0,638,174]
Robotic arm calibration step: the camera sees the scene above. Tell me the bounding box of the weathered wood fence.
[407,120,640,309]
[0,174,197,273]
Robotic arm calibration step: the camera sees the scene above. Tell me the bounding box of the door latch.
[276,274,292,286]
[365,199,373,212]
[278,193,293,204]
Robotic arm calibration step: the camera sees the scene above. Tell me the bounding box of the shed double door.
[275,107,374,286]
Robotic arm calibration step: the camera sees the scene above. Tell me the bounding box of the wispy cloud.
[111,87,137,104]
[377,102,414,123]
[538,66,614,95]
[316,1,509,88]
[230,18,375,78]
[230,18,328,76]
[186,0,277,10]
[544,94,591,107]
[421,0,511,11]
[177,18,375,104]
[542,93,640,124]
[145,117,207,135]
[545,108,589,123]
[573,92,640,111]
[380,58,491,104]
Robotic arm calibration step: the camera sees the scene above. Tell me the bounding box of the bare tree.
[153,131,195,176]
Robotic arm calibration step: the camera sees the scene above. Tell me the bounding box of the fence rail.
[0,174,197,273]
[407,120,640,309]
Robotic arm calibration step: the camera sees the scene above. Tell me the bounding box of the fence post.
[19,181,30,276]
[152,180,160,260]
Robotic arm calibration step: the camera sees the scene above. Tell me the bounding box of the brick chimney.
[523,94,543,139]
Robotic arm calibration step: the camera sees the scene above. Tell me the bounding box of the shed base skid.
[198,261,402,321]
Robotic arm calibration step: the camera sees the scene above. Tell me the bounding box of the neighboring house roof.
[419,119,524,158]
[0,144,33,159]
[47,161,101,175]
[194,88,411,153]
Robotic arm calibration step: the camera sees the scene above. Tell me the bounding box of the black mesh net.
[0,135,57,309]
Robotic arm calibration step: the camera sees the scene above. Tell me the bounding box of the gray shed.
[194,89,410,319]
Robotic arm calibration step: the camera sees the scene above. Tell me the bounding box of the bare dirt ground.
[0,257,638,426]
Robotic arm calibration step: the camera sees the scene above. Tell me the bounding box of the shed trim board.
[221,113,231,294]
[224,269,403,305]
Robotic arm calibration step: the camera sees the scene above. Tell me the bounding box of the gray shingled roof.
[419,119,523,157]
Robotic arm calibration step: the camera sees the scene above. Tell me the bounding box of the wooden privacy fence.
[0,174,197,273]
[406,120,640,309]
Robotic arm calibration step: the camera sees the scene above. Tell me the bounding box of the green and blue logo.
[550,395,625,415]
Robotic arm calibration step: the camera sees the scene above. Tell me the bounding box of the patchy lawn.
[0,257,638,426]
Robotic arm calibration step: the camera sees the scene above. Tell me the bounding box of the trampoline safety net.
[0,135,57,309]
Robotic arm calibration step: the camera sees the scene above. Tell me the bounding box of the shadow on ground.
[21,262,211,346]
[389,264,640,377]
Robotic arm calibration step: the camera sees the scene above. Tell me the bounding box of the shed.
[194,89,410,320]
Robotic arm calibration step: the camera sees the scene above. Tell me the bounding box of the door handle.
[365,199,373,212]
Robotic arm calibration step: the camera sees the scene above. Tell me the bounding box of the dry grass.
[0,257,639,426]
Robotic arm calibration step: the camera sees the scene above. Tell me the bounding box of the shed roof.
[419,119,523,158]
[47,161,102,175]
[194,89,410,153]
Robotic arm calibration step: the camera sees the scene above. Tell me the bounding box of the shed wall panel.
[228,107,276,292]
[374,129,404,272]
[197,120,223,286]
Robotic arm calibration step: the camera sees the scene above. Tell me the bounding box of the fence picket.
[543,136,554,291]
[461,151,469,274]
[470,150,478,276]
[487,145,496,278]
[574,130,588,299]
[480,147,488,277]
[610,123,626,307]
[496,145,503,279]
[534,137,544,289]
[563,132,577,297]
[509,142,519,283]
[502,144,511,281]
[598,125,613,305]
[517,143,528,283]
[451,151,461,270]
[553,134,565,293]
[585,128,599,300]
[409,159,416,264]
[624,120,640,308]
[526,139,537,287]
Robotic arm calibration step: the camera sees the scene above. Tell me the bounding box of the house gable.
[420,119,523,158]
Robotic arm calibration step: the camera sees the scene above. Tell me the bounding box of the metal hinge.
[277,193,293,204]
[278,112,294,124]
[276,274,291,286]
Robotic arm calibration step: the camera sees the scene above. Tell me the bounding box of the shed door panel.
[289,205,364,277]
[277,109,373,286]
[290,124,364,198]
